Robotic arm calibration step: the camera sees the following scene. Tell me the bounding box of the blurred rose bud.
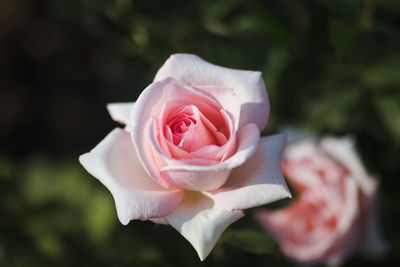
[256,136,387,265]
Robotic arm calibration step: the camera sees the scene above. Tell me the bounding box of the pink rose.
[79,54,291,260]
[256,137,387,264]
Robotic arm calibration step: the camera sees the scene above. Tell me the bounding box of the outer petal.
[283,139,319,162]
[165,191,244,261]
[106,102,135,126]
[150,218,168,225]
[210,134,291,210]
[131,78,175,188]
[358,179,388,257]
[154,54,269,130]
[323,176,360,264]
[158,123,260,191]
[320,137,376,195]
[282,139,346,192]
[79,128,185,225]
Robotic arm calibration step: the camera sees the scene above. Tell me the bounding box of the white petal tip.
[119,218,130,226]
[166,192,244,262]
[78,153,90,167]
[116,207,133,226]
[106,102,135,126]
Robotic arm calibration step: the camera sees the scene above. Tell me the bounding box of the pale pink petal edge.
[154,53,269,130]
[107,102,135,126]
[79,128,184,225]
[165,192,244,261]
[211,134,291,210]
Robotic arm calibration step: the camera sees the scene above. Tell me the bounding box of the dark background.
[0,0,399,266]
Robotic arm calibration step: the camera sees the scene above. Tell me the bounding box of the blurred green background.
[0,0,399,266]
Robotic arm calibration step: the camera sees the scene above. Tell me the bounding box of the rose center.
[162,104,227,152]
[168,116,197,135]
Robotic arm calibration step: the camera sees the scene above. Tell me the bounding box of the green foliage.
[0,0,399,266]
[223,229,277,254]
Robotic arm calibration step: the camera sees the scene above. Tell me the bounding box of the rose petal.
[210,134,291,210]
[157,123,260,191]
[196,85,241,130]
[168,105,218,152]
[282,139,347,192]
[283,139,319,162]
[79,128,185,225]
[320,137,376,195]
[131,78,175,188]
[255,162,360,264]
[312,176,360,264]
[190,109,236,161]
[358,179,388,257]
[131,78,229,188]
[106,102,135,126]
[154,54,269,130]
[150,218,168,225]
[165,191,243,261]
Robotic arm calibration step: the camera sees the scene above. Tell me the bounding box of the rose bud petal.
[256,136,387,265]
[80,54,291,260]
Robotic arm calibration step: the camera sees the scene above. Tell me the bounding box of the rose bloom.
[79,54,291,260]
[257,137,387,265]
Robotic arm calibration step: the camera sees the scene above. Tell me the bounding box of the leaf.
[223,229,277,254]
[374,95,400,144]
[361,56,400,89]
[329,19,359,57]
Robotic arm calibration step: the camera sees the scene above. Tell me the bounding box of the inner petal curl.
[141,80,239,164]
[164,105,225,152]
